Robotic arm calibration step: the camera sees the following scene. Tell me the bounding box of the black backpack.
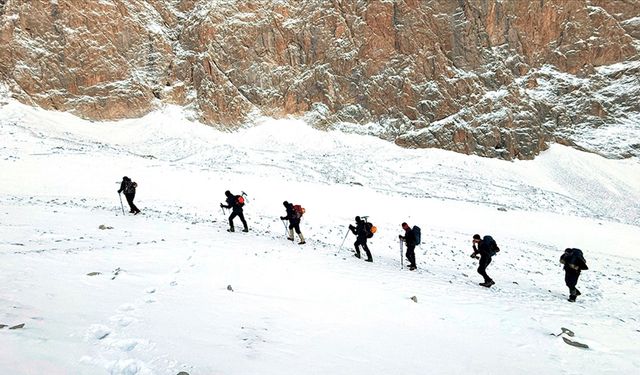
[565,248,588,270]
[364,222,377,238]
[483,235,500,255]
[413,226,421,245]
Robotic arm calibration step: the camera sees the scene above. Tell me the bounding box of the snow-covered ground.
[1,100,640,374]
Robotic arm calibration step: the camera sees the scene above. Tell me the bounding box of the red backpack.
[293,204,305,219]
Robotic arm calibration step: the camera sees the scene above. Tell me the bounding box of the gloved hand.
[280,216,285,220]
[219,203,224,208]
[398,235,404,240]
[348,224,354,230]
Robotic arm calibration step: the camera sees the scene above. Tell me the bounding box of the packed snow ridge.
[1,101,639,374]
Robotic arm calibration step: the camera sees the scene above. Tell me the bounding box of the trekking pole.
[339,228,350,251]
[400,239,404,270]
[281,219,288,236]
[220,205,226,216]
[118,192,125,215]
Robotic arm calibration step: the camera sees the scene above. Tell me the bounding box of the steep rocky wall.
[0,0,638,159]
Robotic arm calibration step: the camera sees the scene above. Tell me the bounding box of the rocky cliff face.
[1,0,638,159]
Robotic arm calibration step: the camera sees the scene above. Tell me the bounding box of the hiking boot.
[353,253,361,259]
[409,266,417,271]
[365,258,373,263]
[287,237,294,241]
[575,289,581,296]
[242,228,249,232]
[228,228,235,232]
[298,241,306,245]
[479,281,494,287]
[134,210,141,215]
[568,295,576,302]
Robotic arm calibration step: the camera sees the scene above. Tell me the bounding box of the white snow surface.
[1,101,640,374]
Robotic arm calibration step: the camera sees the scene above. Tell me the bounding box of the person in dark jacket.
[399,222,417,270]
[280,201,305,244]
[349,216,372,262]
[471,234,499,287]
[220,190,248,232]
[117,176,140,214]
[560,248,588,302]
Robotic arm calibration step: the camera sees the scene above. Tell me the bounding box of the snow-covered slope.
[1,101,640,374]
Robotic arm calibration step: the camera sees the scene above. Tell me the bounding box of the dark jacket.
[282,204,299,222]
[350,220,367,239]
[560,248,588,272]
[474,236,499,258]
[118,178,136,194]
[222,193,243,213]
[401,228,417,247]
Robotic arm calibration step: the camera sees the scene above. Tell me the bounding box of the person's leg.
[238,211,248,231]
[228,212,237,231]
[353,240,361,258]
[362,240,372,262]
[565,270,579,300]
[293,222,305,243]
[478,257,493,284]
[406,244,416,267]
[124,193,138,212]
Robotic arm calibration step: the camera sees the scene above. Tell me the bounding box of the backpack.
[483,235,500,255]
[124,181,137,194]
[236,195,245,207]
[566,248,588,270]
[365,222,377,238]
[293,204,305,219]
[413,226,421,245]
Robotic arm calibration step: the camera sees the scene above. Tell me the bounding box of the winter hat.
[225,190,232,196]
[473,234,481,240]
[355,216,361,222]
[283,201,289,206]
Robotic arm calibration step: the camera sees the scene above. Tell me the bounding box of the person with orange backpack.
[349,216,373,262]
[220,190,248,232]
[280,201,306,244]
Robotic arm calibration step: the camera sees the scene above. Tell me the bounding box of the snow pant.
[287,219,304,241]
[124,193,139,213]
[477,255,493,283]
[406,244,416,267]
[565,269,581,297]
[229,210,248,230]
[354,236,372,261]
[288,219,301,234]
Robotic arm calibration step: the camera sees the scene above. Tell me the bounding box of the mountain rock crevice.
[0,0,638,159]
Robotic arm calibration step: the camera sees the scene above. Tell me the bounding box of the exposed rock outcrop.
[0,0,638,159]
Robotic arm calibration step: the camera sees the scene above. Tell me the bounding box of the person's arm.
[117,180,125,193]
[220,198,231,209]
[471,242,480,258]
